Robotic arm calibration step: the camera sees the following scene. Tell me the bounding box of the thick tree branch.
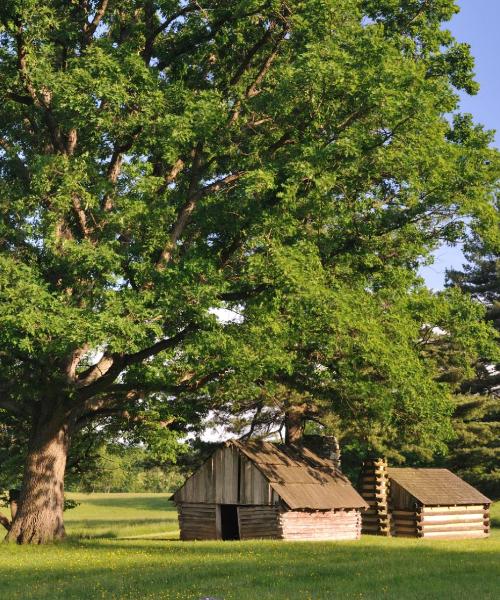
[157,171,243,269]
[71,193,91,237]
[0,514,11,532]
[142,3,197,64]
[84,0,109,41]
[229,23,276,86]
[5,92,33,106]
[76,354,115,388]
[156,158,186,196]
[121,323,199,366]
[12,20,64,153]
[230,23,289,123]
[62,345,90,383]
[76,324,199,400]
[102,130,141,211]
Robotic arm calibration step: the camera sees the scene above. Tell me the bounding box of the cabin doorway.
[219,505,240,540]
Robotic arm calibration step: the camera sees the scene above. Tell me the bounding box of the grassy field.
[1,494,499,600]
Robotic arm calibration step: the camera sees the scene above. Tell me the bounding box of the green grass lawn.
[1,495,499,600]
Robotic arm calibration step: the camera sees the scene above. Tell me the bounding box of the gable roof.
[229,440,368,510]
[388,468,491,506]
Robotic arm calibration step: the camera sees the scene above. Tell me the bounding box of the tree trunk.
[9,489,20,520]
[5,418,70,544]
[284,405,306,445]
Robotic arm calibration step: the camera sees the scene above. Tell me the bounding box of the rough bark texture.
[284,406,306,445]
[5,418,70,544]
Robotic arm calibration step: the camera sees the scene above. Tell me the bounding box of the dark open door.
[220,505,240,540]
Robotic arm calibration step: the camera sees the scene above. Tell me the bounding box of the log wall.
[391,510,418,537]
[238,506,282,539]
[390,504,491,539]
[417,505,490,539]
[177,504,363,541]
[177,503,217,541]
[279,509,362,541]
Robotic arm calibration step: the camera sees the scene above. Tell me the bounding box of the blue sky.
[420,0,500,290]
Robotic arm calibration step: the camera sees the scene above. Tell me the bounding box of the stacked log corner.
[358,458,392,536]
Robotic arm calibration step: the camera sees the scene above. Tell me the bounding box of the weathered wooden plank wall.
[389,480,418,511]
[178,503,217,540]
[175,446,279,505]
[238,506,281,539]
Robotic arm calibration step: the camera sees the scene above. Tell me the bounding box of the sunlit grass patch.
[1,494,498,599]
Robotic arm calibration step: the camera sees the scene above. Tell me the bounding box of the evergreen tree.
[444,223,499,497]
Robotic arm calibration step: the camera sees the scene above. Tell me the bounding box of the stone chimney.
[303,435,342,471]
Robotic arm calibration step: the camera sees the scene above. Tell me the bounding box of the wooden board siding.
[239,455,277,505]
[174,453,217,504]
[214,444,239,504]
[389,480,419,511]
[418,505,490,539]
[238,506,281,540]
[174,446,278,506]
[280,509,362,541]
[178,503,217,540]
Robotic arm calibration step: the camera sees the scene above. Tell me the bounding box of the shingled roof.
[388,468,491,506]
[230,440,368,510]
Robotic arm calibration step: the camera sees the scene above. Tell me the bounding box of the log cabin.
[358,458,491,539]
[172,440,368,541]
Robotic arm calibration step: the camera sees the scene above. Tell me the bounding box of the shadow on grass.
[66,517,178,540]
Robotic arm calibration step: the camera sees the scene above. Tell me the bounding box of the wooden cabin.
[172,440,368,541]
[358,459,491,539]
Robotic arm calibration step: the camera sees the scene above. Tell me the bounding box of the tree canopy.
[0,0,499,542]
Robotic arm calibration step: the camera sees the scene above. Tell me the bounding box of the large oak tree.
[0,0,498,543]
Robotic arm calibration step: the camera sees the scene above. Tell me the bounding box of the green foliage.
[68,444,184,494]
[442,226,500,497]
[0,0,499,504]
[441,394,500,499]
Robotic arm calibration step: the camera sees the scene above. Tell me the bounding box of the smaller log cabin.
[359,459,491,539]
[172,440,368,541]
